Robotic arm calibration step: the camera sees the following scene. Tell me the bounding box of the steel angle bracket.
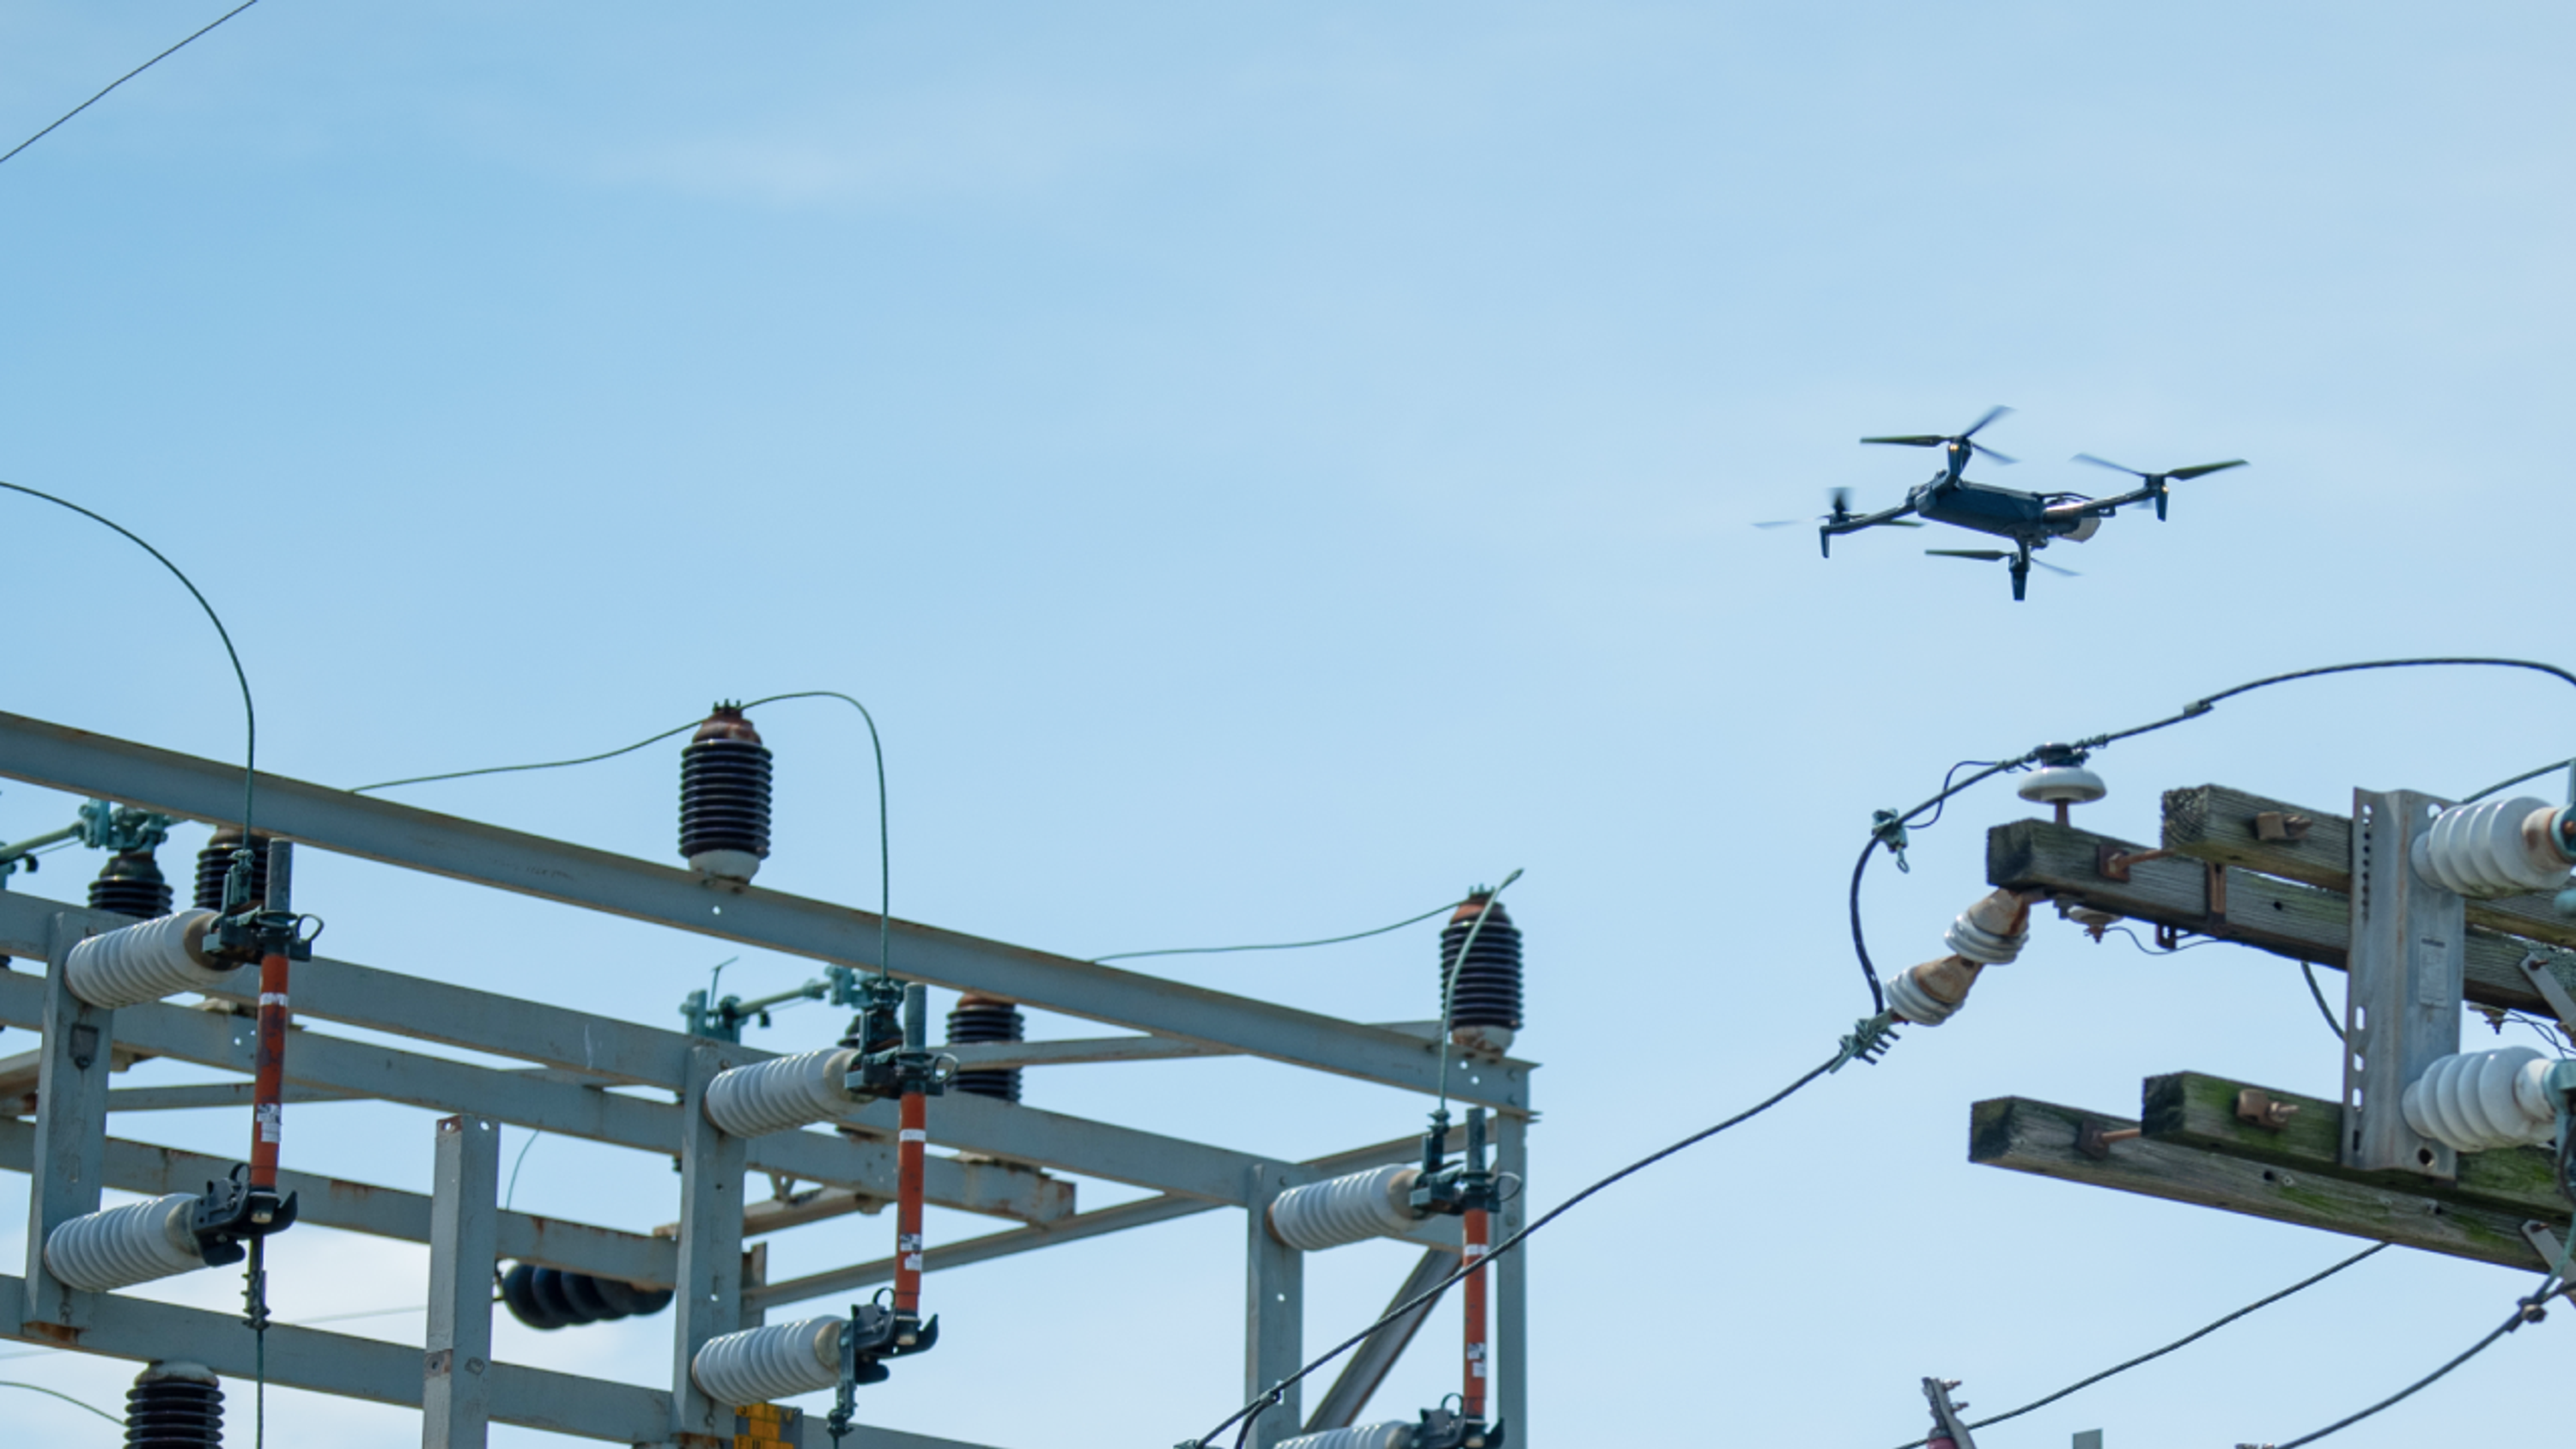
[2342,790,2465,1178]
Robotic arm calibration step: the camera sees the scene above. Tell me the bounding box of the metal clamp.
[2234,1088,2300,1131]
[2075,1120,2142,1160]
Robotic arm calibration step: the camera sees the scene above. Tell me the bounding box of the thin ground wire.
[0,1379,121,1425]
[1184,1050,1839,1448]
[2268,1306,2530,1448]
[1885,1242,2388,1449]
[0,0,263,170]
[503,1128,543,1212]
[354,690,893,979]
[2464,756,2576,805]
[1092,897,1467,962]
[1,481,258,839]
[1435,868,1522,1115]
[2301,961,2348,1041]
[1847,658,2576,1013]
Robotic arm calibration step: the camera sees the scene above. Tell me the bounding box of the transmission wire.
[2267,1304,2533,1447]
[1092,897,1468,962]
[0,1379,121,1426]
[1885,1242,2388,1449]
[2300,960,2348,1041]
[1183,1049,1839,1448]
[2464,756,2576,805]
[0,0,264,170]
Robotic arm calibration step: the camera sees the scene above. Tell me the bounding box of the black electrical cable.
[0,0,263,170]
[1847,658,2576,1013]
[1092,896,1469,962]
[1180,1050,1840,1449]
[0,1379,121,1425]
[2464,757,2576,805]
[2300,961,2348,1041]
[1885,1242,2388,1449]
[2267,1305,2533,1448]
[2102,925,2221,958]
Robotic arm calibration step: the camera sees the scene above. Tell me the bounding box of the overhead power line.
[0,1,264,171]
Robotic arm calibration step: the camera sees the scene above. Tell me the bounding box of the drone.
[1759,406,2246,600]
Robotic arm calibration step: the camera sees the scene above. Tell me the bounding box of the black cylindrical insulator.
[1438,895,1523,1032]
[499,1264,673,1329]
[500,1263,571,1330]
[191,828,271,912]
[590,1277,675,1319]
[90,851,174,920]
[678,705,773,882]
[945,996,1025,1103]
[126,1361,222,1448]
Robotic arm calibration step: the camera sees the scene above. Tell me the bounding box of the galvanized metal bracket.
[2342,790,2465,1178]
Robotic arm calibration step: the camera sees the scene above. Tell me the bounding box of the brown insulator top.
[693,703,763,746]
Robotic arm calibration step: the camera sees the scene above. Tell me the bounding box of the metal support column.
[425,1114,501,1449]
[1492,1113,1528,1446]
[2343,790,2464,1177]
[21,912,112,1331]
[670,1044,750,1441]
[1243,1162,1305,1449]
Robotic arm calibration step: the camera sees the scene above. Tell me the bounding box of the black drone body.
[1761,407,2246,600]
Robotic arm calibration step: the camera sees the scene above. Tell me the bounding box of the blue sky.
[3,3,2573,1446]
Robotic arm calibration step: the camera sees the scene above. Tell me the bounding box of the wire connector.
[1831,1011,1899,1073]
[1869,809,1911,873]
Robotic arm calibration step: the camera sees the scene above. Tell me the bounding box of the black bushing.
[126,1360,222,1447]
[90,850,174,920]
[679,704,773,880]
[192,828,272,912]
[945,996,1026,1103]
[500,1263,674,1330]
[1439,894,1523,1033]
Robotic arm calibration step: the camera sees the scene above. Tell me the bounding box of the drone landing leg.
[2009,549,2030,603]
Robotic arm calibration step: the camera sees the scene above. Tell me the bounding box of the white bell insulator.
[45,1193,208,1292]
[1276,1426,1415,1449]
[1942,888,2032,965]
[2400,1046,2559,1152]
[702,1048,857,1138]
[1267,1164,1423,1252]
[2410,797,2576,899]
[690,1318,844,1404]
[2016,766,2106,806]
[64,911,227,1009]
[1887,956,1984,1027]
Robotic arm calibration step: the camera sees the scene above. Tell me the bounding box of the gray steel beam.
[1305,1249,1451,1432]
[1494,1111,1529,1446]
[20,913,108,1333]
[425,1114,501,1449]
[1244,1162,1305,1449]
[2343,789,2464,1177]
[939,1021,1534,1078]
[671,1044,748,1441]
[0,970,1071,1225]
[0,712,1522,1112]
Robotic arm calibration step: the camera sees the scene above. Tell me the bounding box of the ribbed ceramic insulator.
[679,706,773,882]
[2411,797,2574,898]
[1942,888,2032,965]
[125,1361,223,1448]
[45,1193,205,1292]
[1440,897,1522,1044]
[1267,1164,1423,1252]
[702,1048,856,1138]
[945,996,1024,1103]
[64,911,226,1009]
[90,852,175,920]
[1886,956,1984,1027]
[2401,1046,2559,1152]
[498,1263,675,1330]
[690,1318,843,1405]
[192,829,270,912]
[1274,1424,1415,1449]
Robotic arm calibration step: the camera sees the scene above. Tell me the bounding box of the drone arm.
[1821,500,1921,536]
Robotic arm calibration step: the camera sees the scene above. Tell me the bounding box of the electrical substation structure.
[0,707,1538,1449]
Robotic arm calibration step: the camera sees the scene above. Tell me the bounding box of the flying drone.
[1758,406,2247,600]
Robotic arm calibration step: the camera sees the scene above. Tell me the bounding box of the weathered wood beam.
[2164,784,2576,955]
[1970,1094,2562,1271]
[2140,1071,2563,1221]
[1986,817,2562,1015]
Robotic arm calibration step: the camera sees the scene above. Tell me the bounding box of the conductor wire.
[0,1,264,170]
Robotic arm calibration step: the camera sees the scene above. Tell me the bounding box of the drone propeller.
[1925,549,2078,578]
[1862,405,2016,464]
[1754,486,1922,530]
[2070,454,2246,520]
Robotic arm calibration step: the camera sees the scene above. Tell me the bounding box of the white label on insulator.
[258,993,289,1008]
[257,1104,283,1143]
[898,1130,927,1143]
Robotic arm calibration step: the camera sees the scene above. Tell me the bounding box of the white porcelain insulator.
[1942,889,2031,965]
[1887,956,1983,1027]
[2410,797,2573,898]
[688,848,762,883]
[1267,1164,1423,1252]
[2401,1047,2559,1152]
[702,1048,857,1138]
[2016,765,2106,805]
[44,1193,206,1292]
[1275,1425,1416,1449]
[63,911,226,1009]
[690,1318,843,1405]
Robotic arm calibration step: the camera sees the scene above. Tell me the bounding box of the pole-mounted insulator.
[2411,797,2576,898]
[64,910,229,1009]
[945,995,1024,1103]
[89,850,174,920]
[1267,1163,1425,1251]
[1887,888,2038,1027]
[679,703,774,882]
[192,828,270,912]
[125,1361,223,1449]
[498,1263,673,1330]
[1274,1428,1415,1449]
[1440,894,1522,1052]
[2401,1046,2562,1152]
[702,1048,859,1138]
[45,1193,211,1292]
[691,1317,848,1404]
